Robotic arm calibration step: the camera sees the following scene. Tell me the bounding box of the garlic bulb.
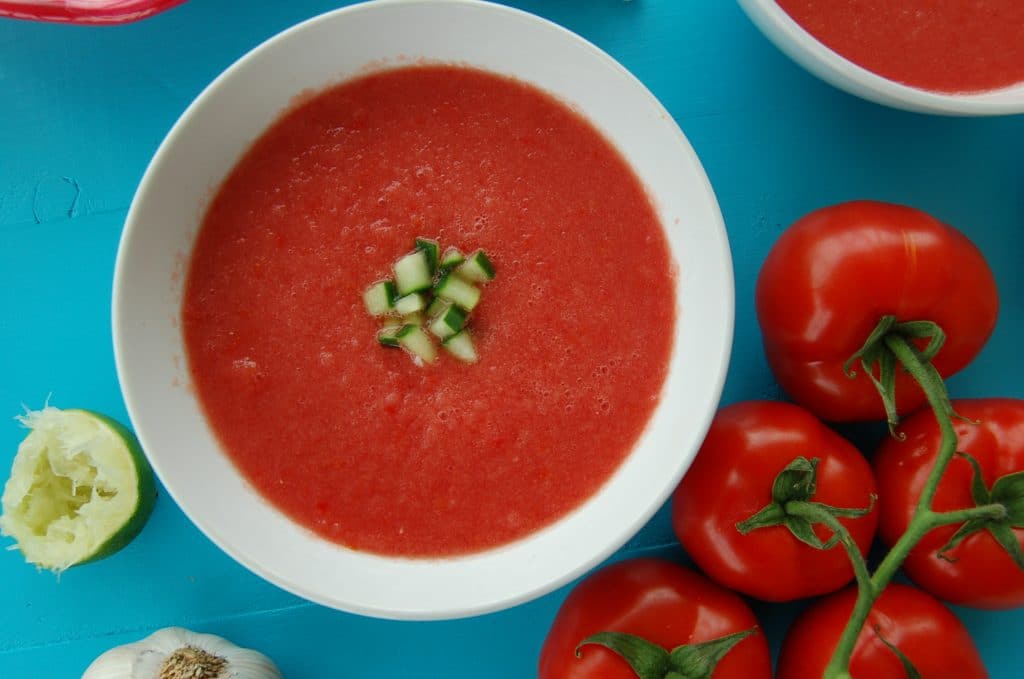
[82,627,282,679]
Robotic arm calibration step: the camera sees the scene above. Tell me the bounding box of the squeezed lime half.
[0,406,156,571]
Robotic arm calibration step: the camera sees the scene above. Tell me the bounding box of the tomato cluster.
[540,202,1024,678]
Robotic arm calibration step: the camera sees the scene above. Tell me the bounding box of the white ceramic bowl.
[738,0,1024,116]
[113,0,733,620]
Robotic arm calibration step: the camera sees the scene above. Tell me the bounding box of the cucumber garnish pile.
[363,238,495,364]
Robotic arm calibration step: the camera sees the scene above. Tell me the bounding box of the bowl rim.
[737,0,1024,116]
[113,0,734,619]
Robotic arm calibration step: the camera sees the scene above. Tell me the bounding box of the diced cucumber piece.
[415,238,440,274]
[394,293,426,315]
[363,280,397,316]
[457,250,495,282]
[425,296,448,318]
[440,247,465,271]
[397,324,437,363]
[435,274,481,311]
[429,304,468,340]
[378,326,402,347]
[402,311,425,326]
[443,330,478,363]
[394,250,433,295]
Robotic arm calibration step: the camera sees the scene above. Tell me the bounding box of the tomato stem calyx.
[936,452,1024,568]
[575,627,756,679]
[736,456,875,554]
[843,315,952,435]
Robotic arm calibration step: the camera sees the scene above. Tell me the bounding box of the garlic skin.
[82,627,282,679]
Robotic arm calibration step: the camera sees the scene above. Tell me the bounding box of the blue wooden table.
[2,1,1023,676]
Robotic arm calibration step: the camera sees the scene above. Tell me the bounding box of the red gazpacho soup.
[777,0,1024,93]
[183,65,675,557]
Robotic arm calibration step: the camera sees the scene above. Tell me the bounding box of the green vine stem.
[785,501,873,593]
[820,331,1008,678]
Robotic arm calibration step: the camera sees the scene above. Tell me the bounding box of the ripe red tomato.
[756,201,998,422]
[874,398,1024,608]
[672,401,878,601]
[538,558,771,679]
[776,584,988,679]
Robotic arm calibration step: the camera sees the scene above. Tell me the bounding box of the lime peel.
[0,406,156,572]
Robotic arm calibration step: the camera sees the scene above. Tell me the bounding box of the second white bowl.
[739,0,1024,116]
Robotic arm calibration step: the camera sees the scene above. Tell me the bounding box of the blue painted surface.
[1,0,1023,676]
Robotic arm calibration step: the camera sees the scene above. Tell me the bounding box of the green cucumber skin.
[429,304,467,339]
[459,250,496,281]
[394,251,433,295]
[396,324,437,362]
[435,274,481,311]
[364,280,397,315]
[72,410,157,567]
[396,324,419,339]
[394,293,426,315]
[425,297,448,318]
[415,238,440,274]
[471,250,495,278]
[443,305,467,329]
[433,305,467,337]
[442,331,478,362]
[378,328,402,347]
[439,247,465,271]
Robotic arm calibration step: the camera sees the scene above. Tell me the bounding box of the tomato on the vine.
[776,584,988,679]
[538,558,771,679]
[672,401,878,601]
[756,201,998,422]
[875,398,1024,609]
